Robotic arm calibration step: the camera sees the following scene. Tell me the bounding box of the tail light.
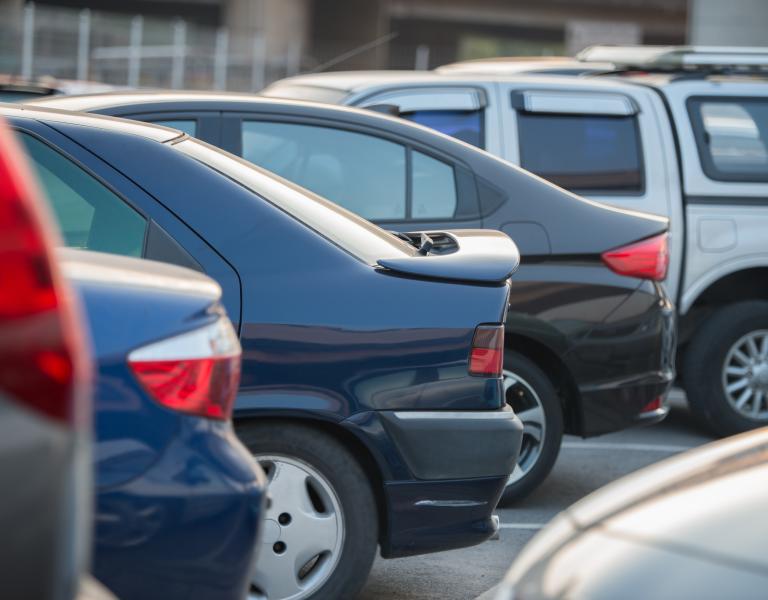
[469,324,504,377]
[128,318,241,420]
[601,233,669,281]
[0,119,89,425]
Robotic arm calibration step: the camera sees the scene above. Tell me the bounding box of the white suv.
[264,46,768,437]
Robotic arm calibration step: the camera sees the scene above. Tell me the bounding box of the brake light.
[0,120,89,424]
[128,318,241,420]
[469,324,504,377]
[601,233,669,281]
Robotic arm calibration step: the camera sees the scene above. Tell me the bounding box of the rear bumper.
[567,282,677,437]
[381,475,506,558]
[378,406,523,479]
[93,419,267,600]
[344,406,521,558]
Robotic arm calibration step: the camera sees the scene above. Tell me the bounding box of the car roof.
[266,70,647,95]
[0,102,182,143]
[435,57,614,76]
[30,90,497,160]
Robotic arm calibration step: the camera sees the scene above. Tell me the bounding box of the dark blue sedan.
[8,105,523,600]
[59,248,267,600]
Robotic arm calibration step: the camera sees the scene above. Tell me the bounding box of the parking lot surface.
[359,391,715,600]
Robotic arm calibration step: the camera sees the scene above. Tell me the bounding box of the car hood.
[567,428,768,569]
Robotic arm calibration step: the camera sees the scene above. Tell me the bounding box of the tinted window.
[412,151,457,219]
[176,138,415,265]
[19,133,147,257]
[151,119,197,137]
[404,110,483,148]
[689,98,768,182]
[241,121,406,220]
[517,113,643,193]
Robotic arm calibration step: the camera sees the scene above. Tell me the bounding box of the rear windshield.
[261,83,348,105]
[174,138,415,265]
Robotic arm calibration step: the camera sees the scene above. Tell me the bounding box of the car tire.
[498,352,564,506]
[237,421,378,600]
[683,301,768,437]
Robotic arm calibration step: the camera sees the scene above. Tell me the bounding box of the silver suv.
[264,46,768,437]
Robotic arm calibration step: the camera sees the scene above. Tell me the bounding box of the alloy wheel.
[722,330,768,421]
[503,370,546,485]
[249,455,344,600]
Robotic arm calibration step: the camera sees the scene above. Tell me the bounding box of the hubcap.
[722,330,768,421]
[249,455,344,600]
[503,370,546,486]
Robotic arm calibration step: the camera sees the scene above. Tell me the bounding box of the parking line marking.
[561,441,693,453]
[498,523,546,530]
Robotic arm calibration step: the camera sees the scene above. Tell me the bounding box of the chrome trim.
[392,409,515,420]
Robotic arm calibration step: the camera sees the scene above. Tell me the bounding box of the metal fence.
[0,2,303,91]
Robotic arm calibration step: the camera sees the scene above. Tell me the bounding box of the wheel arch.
[680,266,768,347]
[505,333,583,435]
[233,414,389,548]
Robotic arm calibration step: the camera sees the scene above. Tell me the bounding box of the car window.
[176,137,415,265]
[403,110,484,148]
[688,98,768,182]
[517,113,643,193]
[150,119,197,137]
[241,121,406,220]
[18,133,147,257]
[412,151,458,219]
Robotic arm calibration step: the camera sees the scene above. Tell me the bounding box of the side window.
[403,110,484,148]
[412,151,457,219]
[150,119,197,137]
[517,113,643,193]
[18,133,147,257]
[688,98,768,182]
[242,121,406,220]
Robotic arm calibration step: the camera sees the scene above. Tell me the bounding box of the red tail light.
[601,233,669,281]
[129,318,241,420]
[469,324,504,377]
[0,119,89,424]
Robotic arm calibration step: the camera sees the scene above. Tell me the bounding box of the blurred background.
[1,0,767,93]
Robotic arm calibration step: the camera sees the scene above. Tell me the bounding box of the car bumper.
[93,418,267,600]
[345,406,522,558]
[568,283,676,437]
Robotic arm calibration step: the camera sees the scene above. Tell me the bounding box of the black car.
[8,103,523,600]
[33,92,676,502]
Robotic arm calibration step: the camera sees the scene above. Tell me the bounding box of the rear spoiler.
[378,230,520,284]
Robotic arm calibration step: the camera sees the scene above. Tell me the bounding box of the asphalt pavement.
[359,390,716,600]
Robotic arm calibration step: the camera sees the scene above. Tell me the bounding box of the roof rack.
[577,45,768,74]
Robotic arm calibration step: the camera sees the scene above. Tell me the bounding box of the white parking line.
[498,523,546,530]
[561,441,693,453]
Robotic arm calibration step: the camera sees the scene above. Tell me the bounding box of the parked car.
[6,103,524,600]
[496,426,768,600]
[0,119,111,600]
[262,46,768,438]
[34,91,676,502]
[58,248,267,600]
[0,74,116,103]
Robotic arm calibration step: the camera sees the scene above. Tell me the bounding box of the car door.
[661,81,768,315]
[222,112,482,233]
[10,117,242,326]
[497,82,683,302]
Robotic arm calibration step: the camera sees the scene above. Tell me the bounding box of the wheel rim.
[722,329,768,421]
[503,370,546,486]
[249,454,344,600]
